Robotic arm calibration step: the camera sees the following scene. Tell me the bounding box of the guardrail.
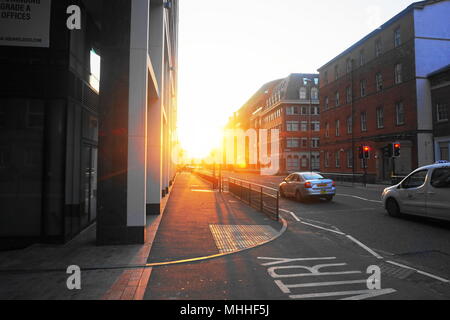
[193,170,219,189]
[223,177,279,221]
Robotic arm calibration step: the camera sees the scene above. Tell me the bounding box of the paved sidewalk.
[0,172,284,300]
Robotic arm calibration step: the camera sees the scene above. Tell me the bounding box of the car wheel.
[386,198,401,217]
[325,196,333,202]
[295,190,303,202]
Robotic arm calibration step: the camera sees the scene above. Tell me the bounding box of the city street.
[142,172,450,300]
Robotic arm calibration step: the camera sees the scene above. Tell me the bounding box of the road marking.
[346,235,383,260]
[259,256,396,300]
[279,209,345,235]
[386,260,450,283]
[290,288,396,300]
[336,194,383,204]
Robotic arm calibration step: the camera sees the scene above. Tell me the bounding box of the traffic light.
[393,143,401,157]
[363,146,370,159]
[359,145,370,159]
[383,144,393,158]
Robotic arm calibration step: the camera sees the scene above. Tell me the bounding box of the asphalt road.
[224,171,450,283]
[144,172,450,301]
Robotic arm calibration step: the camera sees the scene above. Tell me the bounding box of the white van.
[382,161,450,221]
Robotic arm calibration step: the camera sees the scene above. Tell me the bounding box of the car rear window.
[302,173,325,180]
[431,168,450,188]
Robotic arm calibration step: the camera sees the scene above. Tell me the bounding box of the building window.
[312,121,320,132]
[287,138,300,148]
[287,156,300,170]
[396,102,405,125]
[347,150,353,168]
[376,73,383,92]
[346,59,352,74]
[301,138,308,148]
[301,106,308,115]
[359,50,365,67]
[361,112,367,132]
[334,65,339,80]
[287,121,299,131]
[335,91,340,107]
[324,97,329,110]
[395,64,403,84]
[347,116,353,134]
[314,78,319,86]
[335,120,340,137]
[438,142,449,161]
[335,151,341,168]
[394,28,401,47]
[324,71,329,85]
[300,87,307,100]
[311,88,319,100]
[375,39,383,57]
[311,138,320,148]
[376,107,384,129]
[437,103,448,122]
[312,106,320,115]
[301,121,308,132]
[90,49,101,93]
[325,123,330,138]
[286,106,298,115]
[346,86,352,104]
[26,101,44,129]
[360,80,367,97]
[325,152,330,168]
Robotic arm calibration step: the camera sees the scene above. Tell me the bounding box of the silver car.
[382,161,450,221]
[279,172,336,202]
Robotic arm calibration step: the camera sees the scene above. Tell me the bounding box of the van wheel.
[386,198,401,217]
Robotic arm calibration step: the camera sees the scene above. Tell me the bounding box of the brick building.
[429,64,450,161]
[228,73,320,174]
[318,0,450,183]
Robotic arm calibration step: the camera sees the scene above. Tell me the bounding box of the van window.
[431,168,450,188]
[402,170,428,189]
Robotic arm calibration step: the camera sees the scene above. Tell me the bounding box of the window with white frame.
[335,119,340,137]
[346,86,352,104]
[300,87,307,100]
[359,50,365,66]
[325,152,330,168]
[360,80,367,97]
[301,106,308,115]
[437,103,448,122]
[311,138,320,148]
[395,63,403,84]
[396,102,405,125]
[394,28,401,47]
[335,151,341,168]
[361,112,367,132]
[335,65,339,80]
[347,116,353,134]
[301,121,308,132]
[311,88,319,100]
[325,122,330,137]
[335,91,340,107]
[312,106,320,115]
[376,73,383,92]
[347,149,353,168]
[287,138,300,148]
[301,138,308,148]
[312,121,320,132]
[375,39,382,57]
[287,155,300,170]
[346,59,352,74]
[376,106,384,129]
[301,156,308,168]
[325,97,329,110]
[287,121,299,131]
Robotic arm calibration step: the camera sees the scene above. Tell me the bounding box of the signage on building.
[0,0,52,48]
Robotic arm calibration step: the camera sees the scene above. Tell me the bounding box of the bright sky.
[177,0,418,159]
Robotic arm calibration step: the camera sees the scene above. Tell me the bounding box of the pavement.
[0,172,284,300]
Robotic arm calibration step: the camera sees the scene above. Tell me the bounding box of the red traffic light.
[363,146,370,152]
[394,143,401,149]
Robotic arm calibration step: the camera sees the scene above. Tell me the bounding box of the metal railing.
[193,170,219,189]
[223,177,279,221]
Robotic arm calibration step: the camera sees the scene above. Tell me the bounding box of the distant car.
[279,172,336,202]
[382,161,450,221]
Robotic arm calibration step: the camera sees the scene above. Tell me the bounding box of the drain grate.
[209,225,278,254]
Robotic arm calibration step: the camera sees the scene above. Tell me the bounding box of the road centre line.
[386,260,450,283]
[346,235,384,260]
[336,194,383,204]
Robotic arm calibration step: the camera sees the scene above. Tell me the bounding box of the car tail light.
[304,182,312,189]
